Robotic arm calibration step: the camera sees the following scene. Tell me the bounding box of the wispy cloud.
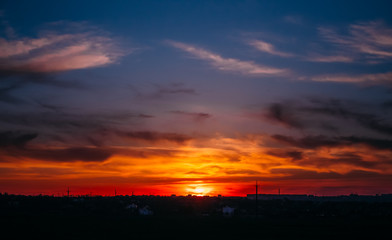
[248,40,293,57]
[311,72,392,84]
[305,55,354,63]
[170,110,211,121]
[319,21,392,60]
[248,38,354,63]
[0,24,126,73]
[167,40,287,76]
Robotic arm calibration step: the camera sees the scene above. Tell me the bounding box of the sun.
[194,187,205,195]
[185,184,213,196]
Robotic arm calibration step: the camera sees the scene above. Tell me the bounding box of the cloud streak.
[272,134,392,151]
[249,40,293,57]
[265,102,304,129]
[310,72,392,84]
[168,40,287,76]
[170,110,211,121]
[0,24,125,73]
[0,131,38,148]
[319,21,392,60]
[119,130,192,144]
[305,55,354,63]
[16,147,113,162]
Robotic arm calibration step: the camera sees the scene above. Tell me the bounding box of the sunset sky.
[1,0,392,196]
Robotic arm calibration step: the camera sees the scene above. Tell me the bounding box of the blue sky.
[0,0,392,196]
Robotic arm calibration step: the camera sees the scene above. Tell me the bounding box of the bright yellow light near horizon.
[194,187,205,195]
[186,184,213,196]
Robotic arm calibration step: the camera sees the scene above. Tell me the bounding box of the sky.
[1,0,392,196]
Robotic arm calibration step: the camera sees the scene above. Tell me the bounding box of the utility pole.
[114,188,117,197]
[67,187,70,198]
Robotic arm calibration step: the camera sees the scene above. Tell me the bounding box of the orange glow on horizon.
[1,136,392,196]
[185,183,214,196]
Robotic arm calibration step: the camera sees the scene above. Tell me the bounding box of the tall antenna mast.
[67,187,70,198]
[115,188,117,196]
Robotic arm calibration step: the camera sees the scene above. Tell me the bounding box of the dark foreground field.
[1,194,392,239]
[3,214,392,240]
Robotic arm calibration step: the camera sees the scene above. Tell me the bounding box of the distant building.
[222,206,235,216]
[139,206,153,216]
[126,203,138,209]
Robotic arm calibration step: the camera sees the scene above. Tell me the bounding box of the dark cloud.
[0,131,37,148]
[264,98,392,137]
[0,111,101,130]
[120,131,192,144]
[328,152,378,168]
[158,87,197,95]
[266,147,390,169]
[0,108,192,149]
[266,149,303,161]
[119,148,183,159]
[137,113,154,118]
[1,143,183,163]
[130,83,198,99]
[35,101,65,112]
[382,100,392,109]
[302,98,351,118]
[302,98,392,136]
[271,134,392,151]
[0,110,151,134]
[265,102,303,128]
[0,72,85,106]
[170,110,211,121]
[0,82,26,104]
[305,154,381,169]
[341,136,392,150]
[357,116,392,136]
[4,147,113,162]
[128,83,198,104]
[271,135,343,149]
[0,72,85,89]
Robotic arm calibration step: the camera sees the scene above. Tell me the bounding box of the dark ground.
[1,194,391,239]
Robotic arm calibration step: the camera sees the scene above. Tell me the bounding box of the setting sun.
[185,184,214,196]
[194,187,205,195]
